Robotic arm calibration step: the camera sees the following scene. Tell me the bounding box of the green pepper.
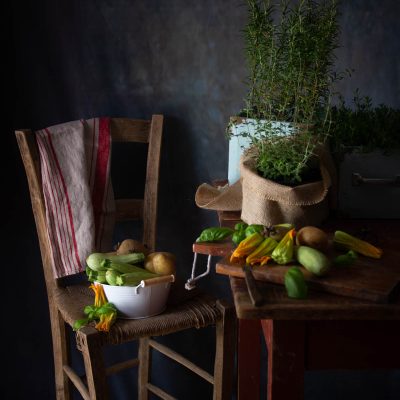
[245,224,264,237]
[234,222,248,232]
[196,227,234,243]
[333,250,358,267]
[284,267,308,299]
[232,230,246,245]
[232,222,248,245]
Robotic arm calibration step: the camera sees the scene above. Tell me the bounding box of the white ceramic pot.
[227,118,294,185]
[101,280,172,319]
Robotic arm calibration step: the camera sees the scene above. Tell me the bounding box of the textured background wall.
[9,0,400,399]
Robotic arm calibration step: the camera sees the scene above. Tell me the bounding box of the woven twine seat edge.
[54,283,222,345]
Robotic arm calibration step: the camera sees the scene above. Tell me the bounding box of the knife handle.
[243,266,264,307]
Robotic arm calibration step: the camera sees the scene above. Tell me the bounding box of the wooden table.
[216,215,400,400]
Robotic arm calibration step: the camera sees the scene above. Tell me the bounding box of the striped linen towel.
[36,118,115,278]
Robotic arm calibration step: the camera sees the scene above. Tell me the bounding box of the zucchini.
[86,266,97,281]
[86,253,108,271]
[95,270,107,284]
[106,261,149,274]
[104,252,145,265]
[105,269,121,286]
[86,252,145,272]
[296,246,330,276]
[117,270,159,286]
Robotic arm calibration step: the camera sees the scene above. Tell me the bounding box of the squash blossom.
[230,232,264,263]
[246,237,278,266]
[334,230,383,259]
[271,228,296,265]
[90,283,108,307]
[86,284,117,332]
[95,311,117,332]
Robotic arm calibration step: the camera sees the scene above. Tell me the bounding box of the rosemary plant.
[233,0,342,185]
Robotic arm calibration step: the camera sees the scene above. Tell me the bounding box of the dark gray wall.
[9,0,400,399]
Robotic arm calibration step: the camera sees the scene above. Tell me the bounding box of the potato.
[145,252,176,275]
[296,226,329,252]
[117,239,149,256]
[144,257,156,273]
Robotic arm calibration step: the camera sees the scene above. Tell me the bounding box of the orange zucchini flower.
[246,237,278,266]
[90,283,108,307]
[95,312,117,332]
[230,232,264,263]
[334,230,383,259]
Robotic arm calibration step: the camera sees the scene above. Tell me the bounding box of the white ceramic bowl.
[101,278,173,319]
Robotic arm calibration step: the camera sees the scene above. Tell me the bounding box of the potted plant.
[329,91,400,218]
[227,0,342,228]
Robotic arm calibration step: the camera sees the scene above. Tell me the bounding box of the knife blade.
[243,264,264,307]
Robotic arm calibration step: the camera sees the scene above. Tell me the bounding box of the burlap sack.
[240,145,336,228]
[195,180,242,211]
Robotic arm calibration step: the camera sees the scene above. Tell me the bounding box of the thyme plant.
[234,0,342,184]
[330,91,400,154]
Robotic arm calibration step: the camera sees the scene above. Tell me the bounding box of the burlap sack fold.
[240,144,336,228]
[195,180,242,211]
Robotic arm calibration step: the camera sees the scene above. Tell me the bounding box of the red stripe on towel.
[92,117,110,248]
[45,128,81,270]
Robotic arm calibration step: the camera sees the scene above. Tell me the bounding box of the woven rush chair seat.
[16,115,236,400]
[56,283,221,345]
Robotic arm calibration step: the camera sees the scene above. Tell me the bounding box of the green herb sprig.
[330,91,400,154]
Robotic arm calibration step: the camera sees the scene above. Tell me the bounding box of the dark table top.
[229,276,400,320]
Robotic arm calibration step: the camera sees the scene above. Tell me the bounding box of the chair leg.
[138,337,151,400]
[78,327,109,400]
[49,304,71,400]
[213,300,237,400]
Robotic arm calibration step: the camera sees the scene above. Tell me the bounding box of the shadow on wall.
[157,116,230,295]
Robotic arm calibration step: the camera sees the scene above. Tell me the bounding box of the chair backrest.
[15,115,163,294]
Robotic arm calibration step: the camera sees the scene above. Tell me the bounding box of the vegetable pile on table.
[196,223,383,299]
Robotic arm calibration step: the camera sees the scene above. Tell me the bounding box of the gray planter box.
[338,149,400,218]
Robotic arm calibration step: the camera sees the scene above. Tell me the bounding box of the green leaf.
[84,305,97,315]
[73,318,90,331]
[97,303,117,315]
[196,227,234,243]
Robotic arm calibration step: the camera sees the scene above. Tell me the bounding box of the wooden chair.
[15,115,236,400]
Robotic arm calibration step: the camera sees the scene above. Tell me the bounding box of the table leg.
[262,320,305,400]
[237,319,261,400]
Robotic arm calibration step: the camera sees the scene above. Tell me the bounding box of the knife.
[243,264,264,307]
